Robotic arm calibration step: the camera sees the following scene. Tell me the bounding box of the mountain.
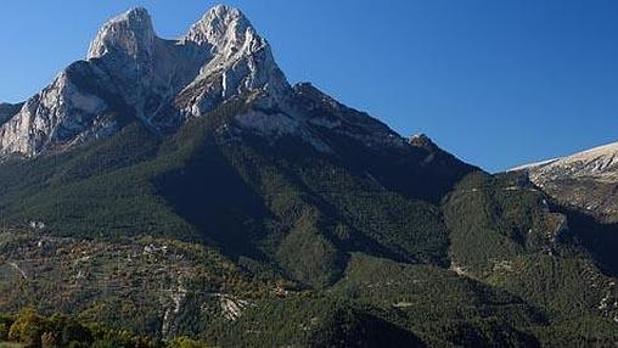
[1,5,618,347]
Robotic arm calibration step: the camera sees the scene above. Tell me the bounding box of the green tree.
[60,320,92,347]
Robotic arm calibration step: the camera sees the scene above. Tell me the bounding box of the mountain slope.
[442,171,618,342]
[0,90,474,287]
[0,5,476,286]
[513,142,618,277]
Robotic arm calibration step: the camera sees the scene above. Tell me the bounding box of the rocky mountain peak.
[185,5,255,51]
[182,5,287,94]
[87,7,155,61]
[0,5,292,158]
[409,133,438,150]
[177,5,288,117]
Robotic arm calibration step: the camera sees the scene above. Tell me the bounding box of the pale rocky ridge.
[0,4,417,159]
[513,141,618,182]
[512,141,618,222]
[0,5,290,157]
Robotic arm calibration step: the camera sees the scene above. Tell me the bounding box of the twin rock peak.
[0,5,288,157]
[0,5,422,160]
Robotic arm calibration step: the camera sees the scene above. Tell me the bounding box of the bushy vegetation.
[0,94,469,289]
[0,307,212,348]
[443,171,557,274]
[442,171,618,344]
[332,254,543,346]
[0,231,276,338]
[203,295,424,347]
[1,95,618,346]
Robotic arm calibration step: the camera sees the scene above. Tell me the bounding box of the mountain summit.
[0,5,287,157]
[87,7,156,61]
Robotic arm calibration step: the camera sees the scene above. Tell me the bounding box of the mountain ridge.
[0,5,288,158]
[512,140,618,223]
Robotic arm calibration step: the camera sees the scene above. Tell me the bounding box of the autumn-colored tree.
[8,307,47,347]
[168,336,210,348]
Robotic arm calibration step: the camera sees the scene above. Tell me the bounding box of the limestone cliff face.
[0,5,425,160]
[0,5,288,157]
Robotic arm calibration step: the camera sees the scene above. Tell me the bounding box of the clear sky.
[0,1,616,172]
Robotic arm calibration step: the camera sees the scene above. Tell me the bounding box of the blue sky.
[0,1,617,171]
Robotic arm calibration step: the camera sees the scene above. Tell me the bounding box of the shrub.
[8,307,47,347]
[168,336,210,348]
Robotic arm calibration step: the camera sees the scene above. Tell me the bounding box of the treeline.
[0,308,209,348]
